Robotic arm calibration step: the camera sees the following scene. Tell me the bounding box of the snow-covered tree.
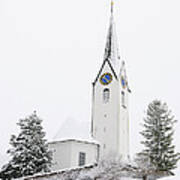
[140,100,179,175]
[0,111,52,179]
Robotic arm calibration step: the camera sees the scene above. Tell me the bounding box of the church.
[20,2,164,180]
[48,0,131,172]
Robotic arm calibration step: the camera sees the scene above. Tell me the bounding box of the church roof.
[93,58,118,85]
[93,1,121,85]
[22,164,96,180]
[50,117,99,145]
[49,138,99,146]
[104,0,120,73]
[53,117,90,139]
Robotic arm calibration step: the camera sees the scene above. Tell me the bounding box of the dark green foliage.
[140,100,179,174]
[0,111,52,179]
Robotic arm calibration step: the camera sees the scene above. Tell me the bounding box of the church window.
[121,91,126,108]
[103,88,110,103]
[79,152,86,166]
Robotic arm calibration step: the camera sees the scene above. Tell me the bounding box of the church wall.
[118,81,130,158]
[70,140,99,167]
[48,141,72,171]
[92,62,120,157]
[48,140,99,171]
[92,60,130,159]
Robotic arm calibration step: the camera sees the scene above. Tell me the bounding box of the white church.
[48,0,131,172]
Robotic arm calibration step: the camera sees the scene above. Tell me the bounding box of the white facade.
[91,60,130,159]
[48,139,99,171]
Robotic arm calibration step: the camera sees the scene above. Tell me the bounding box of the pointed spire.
[104,0,120,73]
[111,0,114,14]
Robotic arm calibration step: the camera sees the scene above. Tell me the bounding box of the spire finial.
[111,0,114,14]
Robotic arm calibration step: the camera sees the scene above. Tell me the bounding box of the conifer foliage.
[0,111,52,179]
[140,100,179,175]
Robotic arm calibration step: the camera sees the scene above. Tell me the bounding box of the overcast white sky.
[0,0,179,179]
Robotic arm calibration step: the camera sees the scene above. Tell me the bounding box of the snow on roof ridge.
[48,137,100,145]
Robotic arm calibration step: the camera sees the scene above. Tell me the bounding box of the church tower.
[91,1,131,159]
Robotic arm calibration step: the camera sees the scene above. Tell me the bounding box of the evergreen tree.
[0,111,52,179]
[140,100,179,175]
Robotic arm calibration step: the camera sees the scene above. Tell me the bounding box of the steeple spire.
[104,0,120,73]
[111,0,114,14]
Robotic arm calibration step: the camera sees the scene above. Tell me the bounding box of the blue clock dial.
[100,73,112,85]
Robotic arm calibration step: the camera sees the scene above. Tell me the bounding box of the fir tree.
[140,100,179,175]
[0,111,52,179]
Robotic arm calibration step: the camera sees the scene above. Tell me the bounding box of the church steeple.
[104,0,120,73]
[92,1,130,159]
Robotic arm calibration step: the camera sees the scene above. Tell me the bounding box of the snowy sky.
[0,0,180,179]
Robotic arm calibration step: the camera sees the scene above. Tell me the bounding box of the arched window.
[103,88,110,103]
[121,91,126,108]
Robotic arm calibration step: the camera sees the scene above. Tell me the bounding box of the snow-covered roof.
[103,0,120,74]
[49,117,98,144]
[93,1,122,85]
[49,137,99,146]
[21,164,95,180]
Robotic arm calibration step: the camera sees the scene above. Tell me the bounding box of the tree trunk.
[143,175,147,180]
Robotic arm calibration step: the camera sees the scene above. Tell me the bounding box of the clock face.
[100,73,113,85]
[121,76,126,88]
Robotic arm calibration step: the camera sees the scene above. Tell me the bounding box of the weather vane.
[111,0,114,14]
